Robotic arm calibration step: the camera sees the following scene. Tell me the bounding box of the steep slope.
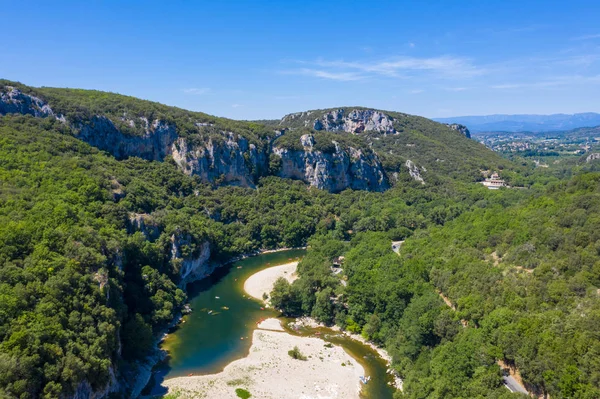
[279,172,600,399]
[0,111,504,398]
[0,81,555,399]
[272,131,388,192]
[278,107,507,182]
[0,81,388,192]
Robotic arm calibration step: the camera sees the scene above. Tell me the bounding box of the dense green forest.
[0,113,518,398]
[273,173,600,399]
[2,81,600,399]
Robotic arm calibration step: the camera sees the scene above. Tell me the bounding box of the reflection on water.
[145,250,395,398]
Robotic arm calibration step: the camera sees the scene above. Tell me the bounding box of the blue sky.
[2,0,600,119]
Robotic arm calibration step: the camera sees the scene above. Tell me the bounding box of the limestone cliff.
[0,87,56,118]
[126,214,213,285]
[283,108,396,134]
[405,160,425,184]
[171,134,267,187]
[1,86,390,193]
[170,234,213,285]
[71,368,119,399]
[273,134,388,192]
[128,213,161,241]
[586,153,600,163]
[76,116,178,161]
[445,123,471,139]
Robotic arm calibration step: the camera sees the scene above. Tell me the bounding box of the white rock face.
[128,213,161,240]
[406,160,425,184]
[76,115,178,161]
[273,134,388,192]
[171,133,266,187]
[0,87,55,117]
[71,367,119,399]
[312,109,396,134]
[279,110,314,124]
[0,87,390,193]
[445,123,471,139]
[170,234,213,284]
[586,153,600,163]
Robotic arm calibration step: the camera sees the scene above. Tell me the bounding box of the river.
[145,250,395,398]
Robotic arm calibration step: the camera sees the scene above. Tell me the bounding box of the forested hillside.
[0,111,515,398]
[274,173,600,399]
[276,107,508,181]
[0,80,591,399]
[1,81,509,190]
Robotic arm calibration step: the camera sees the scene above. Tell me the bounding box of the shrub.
[288,346,307,360]
[235,388,252,398]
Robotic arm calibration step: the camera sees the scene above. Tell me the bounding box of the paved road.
[393,239,529,396]
[503,375,528,394]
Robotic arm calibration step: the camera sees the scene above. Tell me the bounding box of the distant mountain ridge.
[434,112,600,133]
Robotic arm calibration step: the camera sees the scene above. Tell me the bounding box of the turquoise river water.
[145,250,395,398]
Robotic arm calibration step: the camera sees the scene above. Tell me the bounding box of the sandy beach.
[243,261,298,303]
[162,261,404,398]
[244,262,402,390]
[163,318,364,399]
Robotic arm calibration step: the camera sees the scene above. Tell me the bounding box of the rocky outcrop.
[128,213,161,241]
[445,123,471,139]
[0,87,56,118]
[0,86,178,161]
[71,367,119,399]
[280,110,315,125]
[170,234,213,285]
[586,153,600,163]
[171,134,267,187]
[126,349,167,399]
[406,160,425,184]
[311,109,396,134]
[76,116,178,161]
[273,134,388,192]
[0,86,390,193]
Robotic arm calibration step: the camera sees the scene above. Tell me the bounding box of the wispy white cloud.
[444,87,468,91]
[313,56,484,78]
[408,42,416,48]
[183,88,210,95]
[231,103,243,108]
[281,68,365,81]
[491,75,600,90]
[409,89,424,94]
[572,33,600,41]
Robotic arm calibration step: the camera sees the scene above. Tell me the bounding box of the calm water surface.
[148,250,395,398]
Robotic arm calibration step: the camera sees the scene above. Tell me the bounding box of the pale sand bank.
[243,261,298,303]
[257,318,284,331]
[291,317,403,390]
[163,319,364,399]
[245,262,402,390]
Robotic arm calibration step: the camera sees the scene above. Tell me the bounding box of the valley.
[1,80,600,399]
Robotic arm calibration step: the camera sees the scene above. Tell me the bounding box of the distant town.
[475,131,599,159]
